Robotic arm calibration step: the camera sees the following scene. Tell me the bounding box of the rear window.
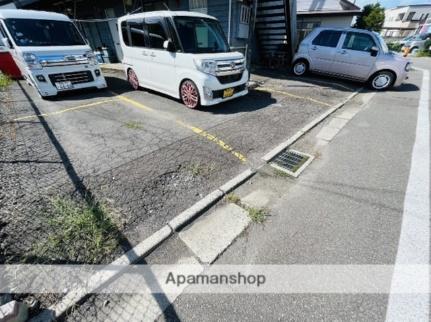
[312,30,342,48]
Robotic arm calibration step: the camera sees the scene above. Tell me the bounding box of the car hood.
[18,45,91,59]
[193,52,244,61]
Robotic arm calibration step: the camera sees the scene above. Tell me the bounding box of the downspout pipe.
[228,0,232,45]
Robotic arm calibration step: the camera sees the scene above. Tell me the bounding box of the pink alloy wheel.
[128,69,139,90]
[181,80,199,109]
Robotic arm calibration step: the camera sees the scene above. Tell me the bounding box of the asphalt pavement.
[152,58,431,321]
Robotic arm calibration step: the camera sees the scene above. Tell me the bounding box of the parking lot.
[0,69,362,264]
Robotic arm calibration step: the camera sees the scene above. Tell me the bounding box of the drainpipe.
[228,0,232,45]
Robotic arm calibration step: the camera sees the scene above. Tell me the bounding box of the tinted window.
[312,30,342,48]
[121,21,130,46]
[146,18,167,49]
[4,18,85,47]
[129,20,146,47]
[342,32,376,52]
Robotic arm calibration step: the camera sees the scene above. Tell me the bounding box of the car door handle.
[338,50,347,54]
[142,51,148,56]
[311,46,317,50]
[150,53,156,57]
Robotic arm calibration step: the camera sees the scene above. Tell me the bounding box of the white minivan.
[0,9,107,98]
[118,11,248,108]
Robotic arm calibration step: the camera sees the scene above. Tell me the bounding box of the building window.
[406,12,416,21]
[189,0,208,14]
[297,21,321,42]
[396,13,405,21]
[240,5,251,24]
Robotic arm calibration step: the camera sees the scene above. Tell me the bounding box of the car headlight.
[194,59,217,76]
[23,52,42,70]
[85,50,98,65]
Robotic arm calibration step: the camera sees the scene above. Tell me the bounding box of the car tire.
[292,60,309,76]
[180,80,200,109]
[410,47,419,56]
[127,69,139,90]
[369,71,395,91]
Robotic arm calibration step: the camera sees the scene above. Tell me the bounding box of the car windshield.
[173,16,229,53]
[4,18,86,47]
[375,33,389,53]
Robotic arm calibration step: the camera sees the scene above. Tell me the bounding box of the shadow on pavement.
[16,82,180,321]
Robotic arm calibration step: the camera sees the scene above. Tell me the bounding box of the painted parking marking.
[114,93,247,163]
[255,87,333,107]
[12,99,116,121]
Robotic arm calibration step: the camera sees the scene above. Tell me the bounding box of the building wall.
[382,5,431,38]
[297,14,354,41]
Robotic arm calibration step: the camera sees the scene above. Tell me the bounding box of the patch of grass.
[415,50,431,57]
[246,206,267,223]
[186,162,217,177]
[123,121,143,130]
[0,74,12,89]
[273,168,290,177]
[33,197,120,263]
[226,193,241,204]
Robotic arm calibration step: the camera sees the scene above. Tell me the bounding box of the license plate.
[55,81,73,90]
[223,88,234,98]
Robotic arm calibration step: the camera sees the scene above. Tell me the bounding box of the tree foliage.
[354,3,385,32]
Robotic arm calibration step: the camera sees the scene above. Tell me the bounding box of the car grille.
[213,84,247,99]
[49,71,94,85]
[217,72,243,84]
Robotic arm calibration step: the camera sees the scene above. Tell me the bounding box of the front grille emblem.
[230,62,236,69]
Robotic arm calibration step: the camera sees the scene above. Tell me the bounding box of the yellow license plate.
[223,88,234,98]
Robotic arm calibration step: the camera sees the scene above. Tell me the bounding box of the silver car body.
[402,33,431,52]
[293,27,411,87]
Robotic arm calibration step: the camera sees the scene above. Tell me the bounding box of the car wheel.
[411,47,419,56]
[180,80,200,109]
[127,69,139,90]
[370,71,395,90]
[292,60,308,76]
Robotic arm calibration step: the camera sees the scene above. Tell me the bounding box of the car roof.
[0,9,70,21]
[312,27,376,34]
[118,10,216,22]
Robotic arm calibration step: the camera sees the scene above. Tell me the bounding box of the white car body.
[0,9,107,97]
[293,27,411,89]
[118,11,248,107]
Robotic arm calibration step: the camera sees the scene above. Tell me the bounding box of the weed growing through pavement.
[123,121,144,130]
[247,206,267,223]
[225,193,267,223]
[0,74,12,89]
[32,197,120,263]
[186,162,217,177]
[273,168,290,177]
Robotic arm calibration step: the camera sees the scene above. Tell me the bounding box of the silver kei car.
[292,27,411,90]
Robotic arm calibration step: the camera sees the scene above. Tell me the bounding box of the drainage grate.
[270,149,314,178]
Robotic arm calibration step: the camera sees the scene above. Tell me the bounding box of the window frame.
[311,30,343,48]
[144,16,170,51]
[341,32,377,53]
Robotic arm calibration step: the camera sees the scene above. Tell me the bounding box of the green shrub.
[387,42,403,52]
[0,73,12,89]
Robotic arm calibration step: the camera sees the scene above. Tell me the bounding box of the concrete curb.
[262,89,362,162]
[34,86,361,320]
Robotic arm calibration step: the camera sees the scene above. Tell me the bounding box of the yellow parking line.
[114,94,247,163]
[177,121,247,163]
[256,87,332,107]
[13,99,115,121]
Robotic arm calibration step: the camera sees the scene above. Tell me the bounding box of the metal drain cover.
[270,149,314,178]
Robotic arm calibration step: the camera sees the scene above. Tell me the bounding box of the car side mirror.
[163,40,175,52]
[0,37,11,49]
[370,46,379,57]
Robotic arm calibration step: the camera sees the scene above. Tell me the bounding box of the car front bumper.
[197,70,249,106]
[26,65,107,97]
